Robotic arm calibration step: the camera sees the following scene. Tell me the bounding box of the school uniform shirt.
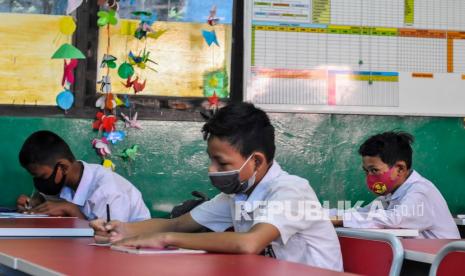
[190,162,343,271]
[59,161,150,222]
[342,170,460,239]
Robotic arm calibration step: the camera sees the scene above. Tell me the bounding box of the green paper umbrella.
[118,62,135,79]
[51,43,85,59]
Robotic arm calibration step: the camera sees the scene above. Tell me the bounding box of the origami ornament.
[102,159,116,171]
[208,91,219,109]
[62,59,78,86]
[132,11,157,40]
[202,30,219,46]
[118,62,135,79]
[128,50,157,71]
[97,75,112,93]
[92,138,111,157]
[121,112,142,129]
[207,5,219,26]
[56,90,74,111]
[100,54,117,69]
[119,145,139,161]
[97,9,118,27]
[104,130,126,144]
[59,16,77,35]
[92,112,117,133]
[52,43,85,59]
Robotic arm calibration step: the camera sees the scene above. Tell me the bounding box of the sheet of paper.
[111,245,206,254]
[0,212,49,218]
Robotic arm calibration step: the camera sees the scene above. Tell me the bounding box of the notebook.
[110,245,206,254]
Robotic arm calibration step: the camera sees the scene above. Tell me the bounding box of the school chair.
[429,241,465,276]
[336,228,404,276]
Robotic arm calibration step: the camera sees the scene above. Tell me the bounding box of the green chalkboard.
[1,114,464,217]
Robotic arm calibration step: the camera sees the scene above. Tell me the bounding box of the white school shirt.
[190,162,343,271]
[59,161,150,222]
[343,170,460,239]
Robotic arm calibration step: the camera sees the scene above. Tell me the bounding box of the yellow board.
[98,21,232,97]
[0,13,71,105]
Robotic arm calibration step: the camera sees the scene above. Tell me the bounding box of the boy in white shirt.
[90,102,342,271]
[16,130,150,222]
[332,131,459,239]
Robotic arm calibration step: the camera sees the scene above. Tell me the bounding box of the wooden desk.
[401,239,460,264]
[0,218,93,237]
[0,238,355,276]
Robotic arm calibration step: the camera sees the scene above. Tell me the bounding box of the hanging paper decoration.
[102,159,116,171]
[133,11,158,40]
[202,30,219,47]
[92,138,112,157]
[123,76,146,93]
[97,75,112,93]
[121,112,142,129]
[62,59,78,86]
[104,131,126,144]
[168,7,184,21]
[92,112,117,133]
[97,9,118,27]
[118,62,135,79]
[207,5,219,26]
[100,54,117,69]
[119,145,139,161]
[59,17,77,35]
[52,43,85,59]
[128,50,157,71]
[56,90,75,111]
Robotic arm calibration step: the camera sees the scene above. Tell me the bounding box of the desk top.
[0,238,355,276]
[0,218,93,237]
[401,239,461,264]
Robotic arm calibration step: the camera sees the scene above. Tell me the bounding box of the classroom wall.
[1,114,465,217]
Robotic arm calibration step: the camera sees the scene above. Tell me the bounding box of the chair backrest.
[336,228,404,276]
[429,241,465,276]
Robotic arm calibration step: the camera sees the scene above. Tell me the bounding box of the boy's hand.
[16,194,30,211]
[114,232,169,249]
[90,219,128,244]
[331,218,343,227]
[29,201,81,217]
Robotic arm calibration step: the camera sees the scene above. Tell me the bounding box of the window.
[0,0,243,119]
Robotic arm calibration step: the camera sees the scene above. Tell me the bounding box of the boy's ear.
[394,160,408,173]
[253,153,267,169]
[57,159,72,173]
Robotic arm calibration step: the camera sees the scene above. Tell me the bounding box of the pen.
[106,203,111,223]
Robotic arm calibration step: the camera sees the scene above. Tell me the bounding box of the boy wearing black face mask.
[16,130,150,222]
[331,131,459,239]
[90,102,343,271]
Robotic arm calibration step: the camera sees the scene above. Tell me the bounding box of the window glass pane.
[97,0,233,98]
[0,0,70,105]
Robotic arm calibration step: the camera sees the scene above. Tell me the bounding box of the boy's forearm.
[126,213,201,237]
[164,232,261,254]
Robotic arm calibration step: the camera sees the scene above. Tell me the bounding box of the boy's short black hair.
[202,102,276,163]
[358,131,414,169]
[19,130,75,168]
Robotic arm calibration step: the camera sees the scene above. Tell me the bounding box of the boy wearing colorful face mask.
[90,102,343,271]
[332,131,459,239]
[16,130,150,222]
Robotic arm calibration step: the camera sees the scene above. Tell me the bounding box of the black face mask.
[33,164,66,196]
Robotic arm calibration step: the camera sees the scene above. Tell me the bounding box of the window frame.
[0,0,243,121]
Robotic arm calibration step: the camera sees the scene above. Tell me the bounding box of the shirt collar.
[60,161,93,206]
[388,169,418,201]
[234,161,283,210]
